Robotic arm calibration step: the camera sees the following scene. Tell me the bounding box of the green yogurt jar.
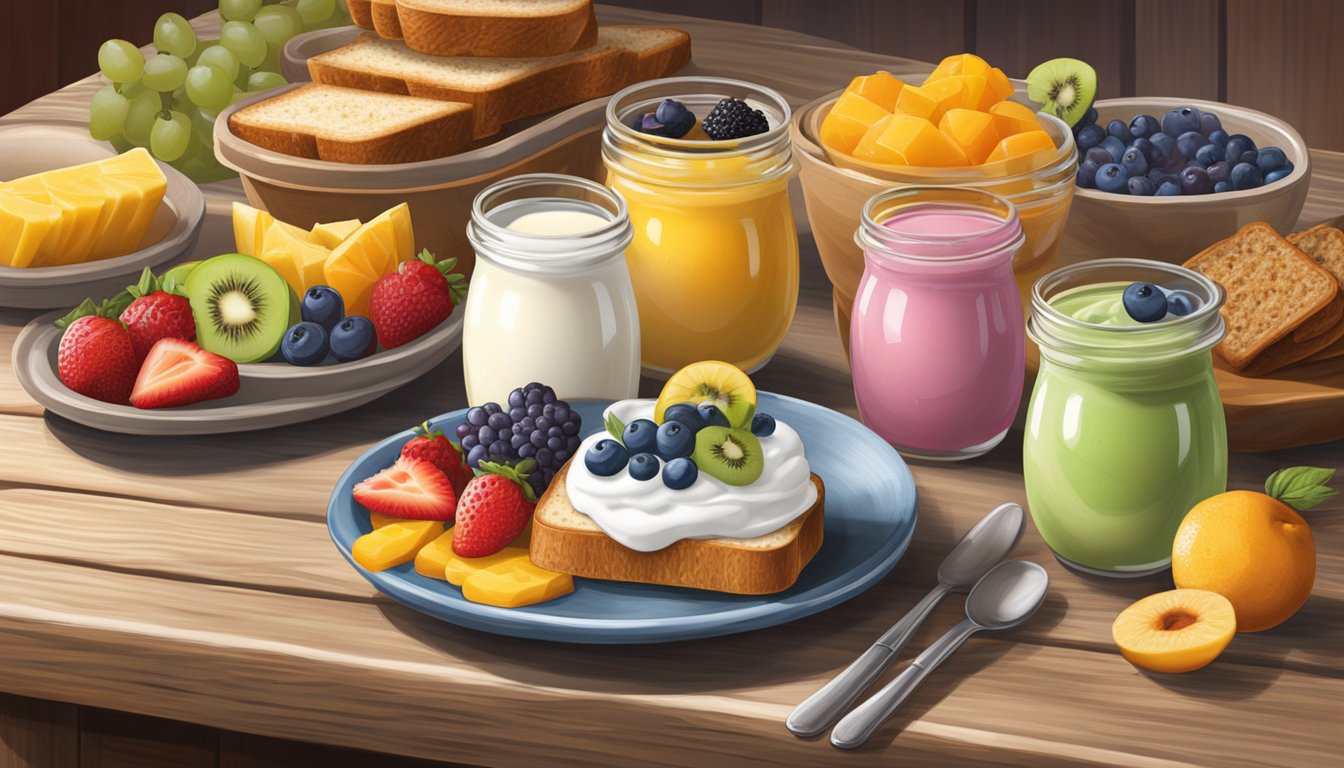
[1023,258,1228,577]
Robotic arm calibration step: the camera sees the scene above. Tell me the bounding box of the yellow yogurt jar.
[603,77,799,374]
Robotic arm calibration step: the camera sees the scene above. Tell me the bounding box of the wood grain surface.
[0,5,1340,767]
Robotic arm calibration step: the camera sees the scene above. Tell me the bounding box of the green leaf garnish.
[478,458,538,503]
[415,248,468,305]
[1265,466,1339,511]
[605,411,626,441]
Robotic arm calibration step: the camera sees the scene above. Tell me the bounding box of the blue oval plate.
[328,392,918,644]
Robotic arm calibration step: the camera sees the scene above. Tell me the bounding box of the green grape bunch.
[90,1,351,183]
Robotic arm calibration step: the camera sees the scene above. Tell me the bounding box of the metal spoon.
[830,559,1050,749]
[786,503,1025,738]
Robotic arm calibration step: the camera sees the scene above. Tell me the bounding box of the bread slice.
[348,0,402,38]
[1286,225,1344,364]
[396,0,597,58]
[308,25,691,138]
[348,0,374,29]
[227,84,473,164]
[1184,221,1338,369]
[530,463,825,595]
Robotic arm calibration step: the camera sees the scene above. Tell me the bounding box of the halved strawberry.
[130,339,240,409]
[353,457,458,521]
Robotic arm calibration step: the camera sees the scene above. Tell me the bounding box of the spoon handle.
[786,584,949,737]
[831,618,979,750]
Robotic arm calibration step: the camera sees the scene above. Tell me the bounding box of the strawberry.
[369,250,467,350]
[120,268,196,363]
[130,339,240,409]
[452,460,537,557]
[400,421,473,497]
[56,306,138,405]
[353,457,458,521]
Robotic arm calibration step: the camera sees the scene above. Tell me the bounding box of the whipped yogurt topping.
[565,399,818,552]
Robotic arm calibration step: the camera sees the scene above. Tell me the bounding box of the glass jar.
[1024,259,1228,576]
[463,173,639,406]
[850,187,1026,460]
[603,76,798,375]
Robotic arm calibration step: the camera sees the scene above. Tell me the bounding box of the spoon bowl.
[966,560,1050,630]
[937,502,1026,588]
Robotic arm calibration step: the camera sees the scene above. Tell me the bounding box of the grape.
[296,0,337,25]
[196,45,240,81]
[142,53,188,92]
[98,39,144,83]
[219,0,263,22]
[88,85,130,141]
[123,90,162,146]
[150,110,192,162]
[153,12,197,58]
[220,21,267,68]
[119,78,147,99]
[190,107,218,146]
[246,71,288,93]
[185,64,234,111]
[253,5,303,45]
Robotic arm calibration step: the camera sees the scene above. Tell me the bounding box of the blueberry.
[1129,114,1160,139]
[1199,112,1222,136]
[1106,119,1133,144]
[1149,132,1177,166]
[1230,162,1263,190]
[1167,290,1198,316]
[300,286,343,331]
[1179,166,1212,195]
[1146,167,1168,183]
[1129,137,1154,163]
[1264,167,1293,184]
[655,98,690,126]
[1085,147,1113,167]
[1076,162,1098,189]
[1156,181,1182,196]
[507,388,525,408]
[1256,147,1289,174]
[1238,150,1259,165]
[1198,142,1227,166]
[584,439,629,476]
[628,452,660,481]
[1123,282,1168,322]
[1079,106,1099,127]
[280,321,329,366]
[1176,130,1208,160]
[661,457,699,490]
[1127,176,1156,196]
[697,403,730,428]
[662,402,706,432]
[655,420,695,460]
[1208,129,1230,147]
[1094,162,1129,194]
[1214,180,1232,193]
[329,316,376,361]
[1075,123,1105,151]
[1121,148,1148,177]
[751,412,777,437]
[1225,134,1256,162]
[1162,107,1201,137]
[621,418,658,454]
[1100,135,1126,163]
[1206,161,1231,184]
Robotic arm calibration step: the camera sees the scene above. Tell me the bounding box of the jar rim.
[856,186,1025,265]
[605,76,793,155]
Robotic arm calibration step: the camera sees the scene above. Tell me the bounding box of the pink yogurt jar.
[850,187,1027,461]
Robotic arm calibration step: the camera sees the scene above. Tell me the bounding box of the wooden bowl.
[1062,97,1311,264]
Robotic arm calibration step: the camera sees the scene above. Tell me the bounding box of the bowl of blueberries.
[1061,97,1310,264]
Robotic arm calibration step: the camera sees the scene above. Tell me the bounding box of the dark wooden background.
[3,0,1341,149]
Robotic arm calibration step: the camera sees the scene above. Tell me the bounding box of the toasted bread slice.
[371,0,403,39]
[308,25,691,138]
[1184,221,1337,369]
[530,463,825,595]
[396,0,597,58]
[227,84,473,164]
[348,0,374,29]
[1240,317,1344,376]
[1287,224,1344,363]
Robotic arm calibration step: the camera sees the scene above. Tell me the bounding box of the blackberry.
[701,98,770,140]
[454,382,582,497]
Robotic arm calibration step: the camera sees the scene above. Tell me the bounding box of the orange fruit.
[1112,589,1236,673]
[1172,490,1316,632]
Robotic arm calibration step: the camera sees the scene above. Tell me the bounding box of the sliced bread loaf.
[227,84,473,164]
[397,0,597,58]
[307,25,691,138]
[348,0,402,38]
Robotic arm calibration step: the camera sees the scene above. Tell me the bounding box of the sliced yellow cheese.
[462,560,574,608]
[414,528,456,580]
[1,177,67,266]
[443,545,531,587]
[91,175,147,259]
[310,218,361,249]
[261,219,330,295]
[0,192,62,268]
[96,148,166,254]
[351,520,444,572]
[33,178,108,266]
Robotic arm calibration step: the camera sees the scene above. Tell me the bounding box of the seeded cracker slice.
[1289,224,1344,363]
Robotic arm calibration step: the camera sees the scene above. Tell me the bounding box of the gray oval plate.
[0,124,205,309]
[12,306,463,435]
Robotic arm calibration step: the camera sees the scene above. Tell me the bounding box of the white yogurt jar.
[463,174,640,406]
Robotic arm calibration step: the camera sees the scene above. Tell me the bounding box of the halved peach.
[1112,589,1236,673]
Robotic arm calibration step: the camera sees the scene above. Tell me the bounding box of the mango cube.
[444,545,531,586]
[351,520,443,572]
[945,75,991,111]
[939,109,1001,165]
[852,115,908,165]
[896,79,965,124]
[878,115,969,167]
[462,560,574,609]
[369,511,398,530]
[989,100,1044,137]
[986,130,1057,174]
[986,67,1015,103]
[847,71,904,111]
[821,92,891,155]
[925,53,991,84]
[414,528,457,580]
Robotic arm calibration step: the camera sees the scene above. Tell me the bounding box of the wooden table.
[2,6,1342,767]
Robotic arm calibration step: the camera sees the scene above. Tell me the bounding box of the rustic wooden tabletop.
[0,6,1341,767]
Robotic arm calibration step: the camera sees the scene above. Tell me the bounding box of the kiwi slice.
[185,253,294,363]
[692,426,764,486]
[1026,58,1097,127]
